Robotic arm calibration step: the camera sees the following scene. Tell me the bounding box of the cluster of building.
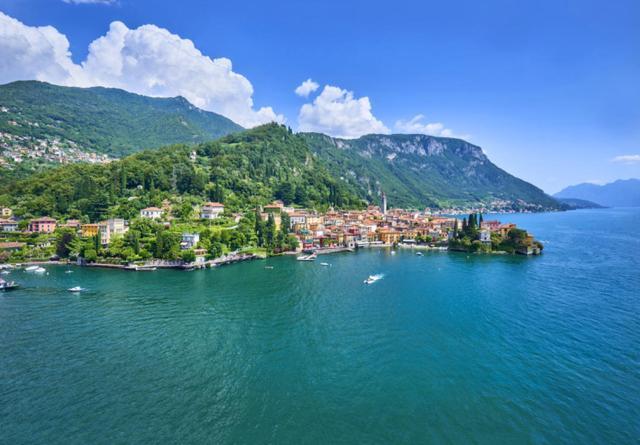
[0,196,538,257]
[0,130,111,167]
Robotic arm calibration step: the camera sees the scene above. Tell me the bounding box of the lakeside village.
[0,193,543,272]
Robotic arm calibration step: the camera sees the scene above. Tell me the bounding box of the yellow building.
[81,224,99,237]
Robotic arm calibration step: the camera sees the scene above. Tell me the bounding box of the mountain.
[0,80,243,159]
[554,179,640,207]
[303,132,560,210]
[555,197,606,209]
[0,124,361,220]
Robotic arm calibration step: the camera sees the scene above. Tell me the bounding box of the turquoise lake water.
[1,208,639,444]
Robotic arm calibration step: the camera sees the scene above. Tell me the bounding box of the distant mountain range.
[554,197,606,209]
[303,132,560,210]
[554,179,640,207]
[0,80,561,210]
[0,81,243,158]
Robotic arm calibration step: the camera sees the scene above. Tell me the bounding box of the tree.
[181,249,196,263]
[84,248,97,263]
[254,209,265,247]
[265,213,277,251]
[55,229,76,258]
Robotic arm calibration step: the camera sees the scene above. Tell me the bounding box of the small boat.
[296,253,317,261]
[25,265,40,272]
[64,270,74,274]
[390,251,396,255]
[264,266,274,269]
[68,286,83,292]
[0,279,18,291]
[416,252,423,256]
[364,274,383,285]
[34,267,46,274]
[1,270,10,275]
[320,262,330,266]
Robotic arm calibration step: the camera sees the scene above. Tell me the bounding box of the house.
[0,241,26,252]
[28,217,57,233]
[140,207,163,219]
[81,224,100,238]
[263,201,284,214]
[0,219,18,232]
[288,212,307,229]
[106,218,127,236]
[1,207,12,218]
[194,248,207,266]
[61,219,81,229]
[479,229,492,244]
[200,202,224,220]
[181,233,200,250]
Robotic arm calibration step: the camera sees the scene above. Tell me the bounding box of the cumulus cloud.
[0,12,283,128]
[394,114,468,139]
[294,78,319,98]
[611,154,640,164]
[297,85,389,138]
[0,12,87,86]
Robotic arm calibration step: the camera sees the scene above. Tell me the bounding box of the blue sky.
[0,0,638,193]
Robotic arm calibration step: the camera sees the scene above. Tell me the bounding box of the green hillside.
[0,124,361,220]
[0,80,243,157]
[302,132,560,210]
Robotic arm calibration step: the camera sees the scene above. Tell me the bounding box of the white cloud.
[63,0,116,4]
[0,12,283,128]
[297,85,389,138]
[0,12,88,86]
[611,154,640,164]
[294,78,319,98]
[394,114,468,139]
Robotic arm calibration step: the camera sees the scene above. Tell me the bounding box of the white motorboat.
[25,265,40,272]
[297,253,317,261]
[320,262,330,266]
[416,252,423,256]
[0,278,18,291]
[364,274,383,284]
[34,267,46,274]
[68,286,84,292]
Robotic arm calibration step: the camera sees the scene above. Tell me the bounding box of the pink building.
[28,217,57,233]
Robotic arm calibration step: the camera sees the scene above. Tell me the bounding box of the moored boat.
[0,278,18,291]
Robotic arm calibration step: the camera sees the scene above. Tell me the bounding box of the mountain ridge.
[554,179,640,207]
[0,80,243,159]
[302,132,560,210]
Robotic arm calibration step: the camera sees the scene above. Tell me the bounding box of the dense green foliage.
[303,132,561,210]
[0,80,243,157]
[0,124,362,220]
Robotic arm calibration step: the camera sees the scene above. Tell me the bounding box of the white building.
[140,207,163,219]
[181,233,200,250]
[0,219,18,232]
[479,229,492,244]
[288,212,307,228]
[201,202,224,220]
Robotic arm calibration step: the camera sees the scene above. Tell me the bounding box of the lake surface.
[1,208,639,444]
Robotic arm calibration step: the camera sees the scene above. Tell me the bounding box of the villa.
[28,217,57,233]
[200,202,224,220]
[140,207,163,219]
